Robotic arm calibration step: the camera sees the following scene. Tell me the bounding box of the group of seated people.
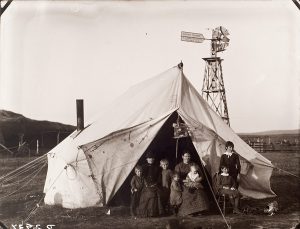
[130,141,241,218]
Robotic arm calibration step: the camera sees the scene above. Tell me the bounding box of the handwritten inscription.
[11,224,55,229]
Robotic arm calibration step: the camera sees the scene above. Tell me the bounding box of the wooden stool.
[218,194,233,216]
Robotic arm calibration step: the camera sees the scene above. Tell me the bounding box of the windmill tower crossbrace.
[202,56,230,125]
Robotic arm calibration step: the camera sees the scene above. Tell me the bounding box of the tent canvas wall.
[43,65,275,209]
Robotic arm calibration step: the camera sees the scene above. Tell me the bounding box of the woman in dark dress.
[174,151,192,180]
[177,163,210,216]
[138,151,164,217]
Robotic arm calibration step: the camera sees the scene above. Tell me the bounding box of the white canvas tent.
[44,64,275,209]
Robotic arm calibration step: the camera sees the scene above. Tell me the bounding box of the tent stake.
[175,138,179,160]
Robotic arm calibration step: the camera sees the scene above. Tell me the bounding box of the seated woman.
[175,151,193,181]
[217,166,241,214]
[138,151,164,217]
[178,163,210,216]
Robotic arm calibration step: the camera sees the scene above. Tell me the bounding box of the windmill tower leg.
[202,57,230,126]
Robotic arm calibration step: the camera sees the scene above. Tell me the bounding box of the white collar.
[224,152,232,156]
[188,171,199,181]
[220,173,229,176]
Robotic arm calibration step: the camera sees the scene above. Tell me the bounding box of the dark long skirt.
[178,186,210,216]
[219,188,239,198]
[159,187,170,211]
[138,186,164,217]
[130,191,141,216]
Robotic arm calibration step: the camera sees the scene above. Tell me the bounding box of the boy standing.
[219,141,241,184]
[160,159,172,213]
[130,165,144,217]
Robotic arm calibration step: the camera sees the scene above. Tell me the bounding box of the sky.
[0,0,299,133]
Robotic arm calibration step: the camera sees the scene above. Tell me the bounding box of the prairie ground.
[0,152,299,229]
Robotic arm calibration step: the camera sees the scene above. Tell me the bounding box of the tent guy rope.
[0,157,47,184]
[0,154,47,181]
[0,162,47,201]
[24,166,66,223]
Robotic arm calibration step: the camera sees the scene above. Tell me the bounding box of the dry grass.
[0,152,299,229]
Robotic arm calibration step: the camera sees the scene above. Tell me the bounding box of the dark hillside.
[0,110,76,154]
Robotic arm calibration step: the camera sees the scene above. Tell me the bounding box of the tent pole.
[175,138,179,161]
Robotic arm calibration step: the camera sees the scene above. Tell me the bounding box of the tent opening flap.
[109,112,214,206]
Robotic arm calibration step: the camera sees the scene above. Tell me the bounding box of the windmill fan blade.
[220,26,230,36]
[211,26,230,52]
[222,43,229,50]
[212,30,219,39]
[222,37,230,42]
[216,43,228,52]
[215,26,221,32]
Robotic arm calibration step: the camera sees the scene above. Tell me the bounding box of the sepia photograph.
[0,0,299,228]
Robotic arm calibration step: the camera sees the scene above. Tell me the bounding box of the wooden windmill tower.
[181,26,231,126]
